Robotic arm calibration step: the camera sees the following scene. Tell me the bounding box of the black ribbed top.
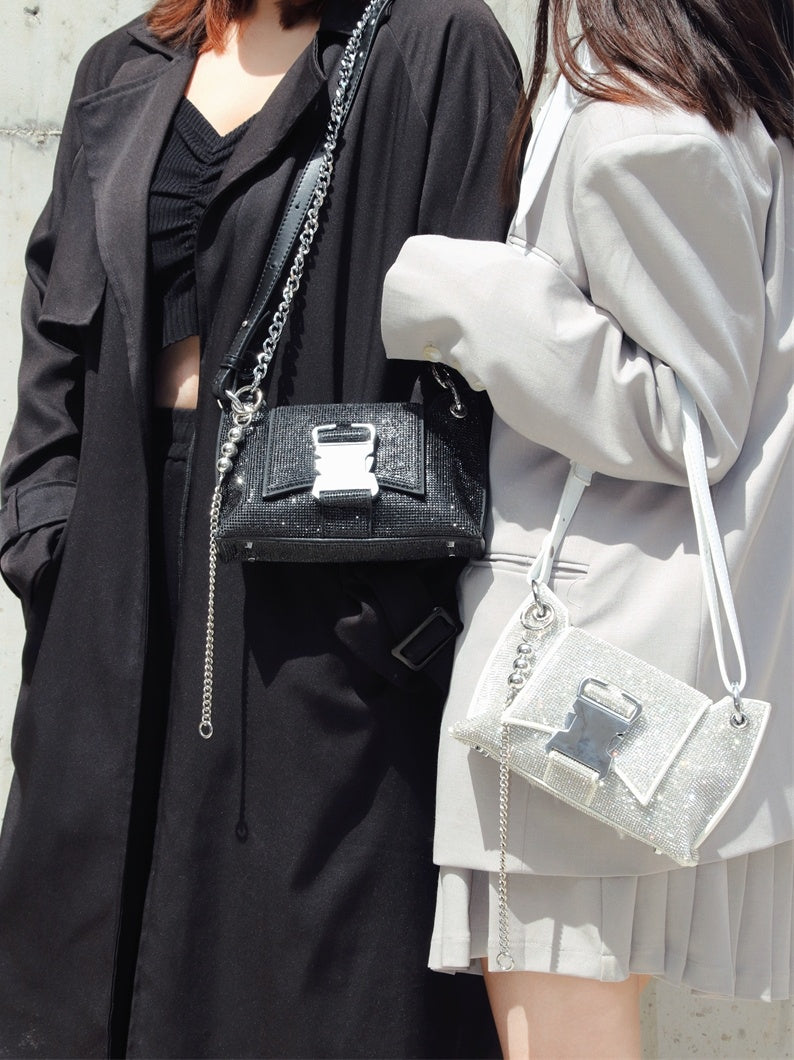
[149,98,253,347]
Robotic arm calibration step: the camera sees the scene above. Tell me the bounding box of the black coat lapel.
[209,43,326,205]
[209,0,363,203]
[75,52,193,425]
[71,11,356,424]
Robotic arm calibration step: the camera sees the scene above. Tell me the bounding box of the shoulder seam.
[576,127,747,198]
[381,22,430,133]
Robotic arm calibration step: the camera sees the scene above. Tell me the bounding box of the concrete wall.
[0,3,791,1056]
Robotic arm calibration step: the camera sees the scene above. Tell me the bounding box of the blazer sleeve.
[381,129,767,485]
[0,43,105,606]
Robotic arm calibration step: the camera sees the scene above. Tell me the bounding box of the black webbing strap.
[212,0,393,400]
[351,563,463,691]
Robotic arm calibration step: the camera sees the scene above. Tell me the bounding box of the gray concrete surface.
[0,2,791,1056]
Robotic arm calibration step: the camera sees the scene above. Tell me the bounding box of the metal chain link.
[200,397,260,739]
[496,722,515,971]
[431,364,468,419]
[200,483,223,739]
[494,601,553,970]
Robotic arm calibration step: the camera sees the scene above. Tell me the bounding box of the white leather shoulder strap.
[511,48,598,234]
[677,380,747,697]
[526,463,592,585]
[531,387,748,702]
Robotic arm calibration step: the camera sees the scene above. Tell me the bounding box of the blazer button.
[422,343,442,361]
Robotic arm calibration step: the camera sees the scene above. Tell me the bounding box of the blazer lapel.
[75,49,193,425]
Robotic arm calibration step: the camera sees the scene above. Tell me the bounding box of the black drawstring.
[236,633,250,842]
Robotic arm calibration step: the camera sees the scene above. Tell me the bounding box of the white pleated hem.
[429,842,794,1002]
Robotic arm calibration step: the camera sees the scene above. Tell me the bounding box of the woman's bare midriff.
[155,335,201,408]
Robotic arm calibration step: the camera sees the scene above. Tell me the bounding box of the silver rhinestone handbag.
[452,381,771,970]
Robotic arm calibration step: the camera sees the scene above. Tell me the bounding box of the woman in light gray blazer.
[381,0,793,1054]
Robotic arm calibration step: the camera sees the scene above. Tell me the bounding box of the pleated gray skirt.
[430,843,794,1001]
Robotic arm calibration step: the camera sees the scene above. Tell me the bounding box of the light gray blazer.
[381,94,793,876]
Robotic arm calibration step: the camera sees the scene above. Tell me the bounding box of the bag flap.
[263,401,425,498]
[502,626,713,806]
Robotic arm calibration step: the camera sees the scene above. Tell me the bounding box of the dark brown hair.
[503,0,794,202]
[146,0,326,51]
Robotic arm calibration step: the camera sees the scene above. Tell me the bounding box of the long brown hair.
[503,0,794,202]
[146,0,326,51]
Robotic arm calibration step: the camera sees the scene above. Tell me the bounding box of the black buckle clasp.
[391,607,461,672]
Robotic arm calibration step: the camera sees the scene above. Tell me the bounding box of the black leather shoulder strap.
[212,0,393,399]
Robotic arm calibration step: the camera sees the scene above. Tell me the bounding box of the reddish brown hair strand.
[146,0,327,51]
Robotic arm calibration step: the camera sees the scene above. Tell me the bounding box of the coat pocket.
[0,480,75,624]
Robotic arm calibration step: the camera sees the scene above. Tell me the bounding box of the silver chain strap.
[494,587,554,969]
[200,0,383,740]
[200,483,222,739]
[247,0,384,397]
[200,395,260,739]
[431,365,468,419]
[496,722,514,971]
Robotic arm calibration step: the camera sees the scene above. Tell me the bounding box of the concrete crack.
[0,126,61,146]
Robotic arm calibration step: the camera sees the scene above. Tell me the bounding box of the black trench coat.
[0,1,519,1055]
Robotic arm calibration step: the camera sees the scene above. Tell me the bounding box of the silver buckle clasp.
[545,678,642,779]
[311,422,379,499]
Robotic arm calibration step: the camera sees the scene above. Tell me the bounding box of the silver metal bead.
[217,456,232,473]
[228,426,244,443]
[221,442,238,458]
[508,672,526,688]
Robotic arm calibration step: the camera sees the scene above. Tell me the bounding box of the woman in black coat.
[0,0,520,1055]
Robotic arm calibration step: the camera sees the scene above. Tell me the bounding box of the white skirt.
[430,842,794,1001]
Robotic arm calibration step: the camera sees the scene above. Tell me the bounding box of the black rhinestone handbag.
[214,366,488,563]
